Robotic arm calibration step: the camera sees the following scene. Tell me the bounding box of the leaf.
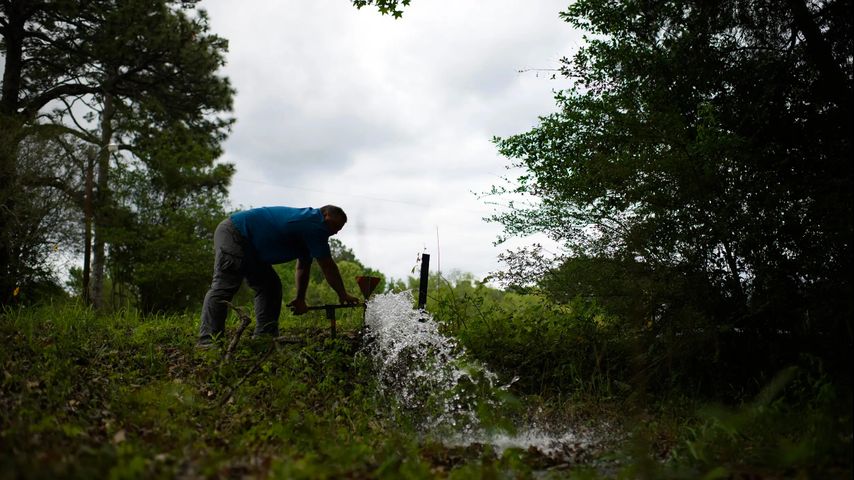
[701,466,729,480]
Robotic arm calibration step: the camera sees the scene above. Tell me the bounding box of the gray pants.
[199,218,282,341]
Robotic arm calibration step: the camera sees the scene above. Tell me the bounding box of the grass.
[0,302,550,478]
[1,302,851,479]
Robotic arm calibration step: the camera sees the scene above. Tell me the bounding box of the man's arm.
[287,257,312,315]
[316,257,359,304]
[294,257,311,301]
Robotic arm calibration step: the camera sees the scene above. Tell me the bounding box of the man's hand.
[287,298,308,315]
[317,257,361,306]
[339,292,360,305]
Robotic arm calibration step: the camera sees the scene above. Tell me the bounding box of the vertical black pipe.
[418,253,430,310]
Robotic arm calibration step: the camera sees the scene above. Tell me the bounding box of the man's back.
[230,206,331,264]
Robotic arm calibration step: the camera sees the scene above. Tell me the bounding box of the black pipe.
[418,253,430,310]
[303,303,364,338]
[305,304,364,311]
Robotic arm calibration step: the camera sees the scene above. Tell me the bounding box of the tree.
[351,0,412,18]
[490,0,853,389]
[102,127,233,313]
[4,135,80,300]
[1,0,233,306]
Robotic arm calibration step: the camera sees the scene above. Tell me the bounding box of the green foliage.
[92,2,234,312]
[610,366,854,479]
[426,275,629,398]
[0,303,399,478]
[489,0,853,393]
[675,368,852,474]
[106,162,230,313]
[273,243,386,328]
[0,0,234,308]
[1,137,79,298]
[1,293,850,478]
[409,272,851,477]
[351,0,412,18]
[0,302,561,478]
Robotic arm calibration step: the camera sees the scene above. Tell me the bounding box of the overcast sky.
[202,0,581,282]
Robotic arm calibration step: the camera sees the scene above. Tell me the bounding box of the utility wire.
[232,177,497,215]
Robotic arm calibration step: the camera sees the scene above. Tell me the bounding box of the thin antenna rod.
[435,226,441,278]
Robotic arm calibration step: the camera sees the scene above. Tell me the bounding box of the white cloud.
[204,0,580,281]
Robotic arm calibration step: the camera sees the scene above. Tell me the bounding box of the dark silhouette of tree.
[1,0,233,306]
[490,0,853,392]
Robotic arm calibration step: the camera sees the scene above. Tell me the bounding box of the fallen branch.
[218,335,306,407]
[221,301,252,362]
[219,344,275,407]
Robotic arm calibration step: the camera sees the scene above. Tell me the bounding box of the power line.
[234,177,430,207]
[232,178,513,238]
[232,177,497,215]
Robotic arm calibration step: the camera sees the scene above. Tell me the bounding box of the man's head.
[320,205,347,235]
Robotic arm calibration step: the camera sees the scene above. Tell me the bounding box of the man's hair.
[320,204,347,223]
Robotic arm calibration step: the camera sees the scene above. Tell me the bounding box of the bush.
[427,276,630,398]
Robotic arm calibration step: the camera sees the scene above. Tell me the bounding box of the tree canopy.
[1,0,234,306]
[351,0,412,18]
[490,0,853,389]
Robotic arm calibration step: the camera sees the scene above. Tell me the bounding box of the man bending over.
[198,205,359,346]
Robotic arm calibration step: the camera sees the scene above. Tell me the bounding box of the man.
[198,204,359,346]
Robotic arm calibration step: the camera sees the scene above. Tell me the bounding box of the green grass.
[1,302,850,479]
[0,303,544,478]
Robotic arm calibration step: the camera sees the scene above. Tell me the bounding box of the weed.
[1,302,850,478]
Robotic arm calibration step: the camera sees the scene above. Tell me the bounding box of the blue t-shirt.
[230,207,332,264]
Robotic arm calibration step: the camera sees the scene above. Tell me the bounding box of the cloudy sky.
[202,0,581,282]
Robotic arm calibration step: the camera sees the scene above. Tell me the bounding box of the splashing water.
[363,290,497,436]
[363,291,603,459]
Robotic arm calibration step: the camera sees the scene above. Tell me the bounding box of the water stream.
[362,291,605,460]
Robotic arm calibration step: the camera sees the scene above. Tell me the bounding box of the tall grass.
[0,301,564,478]
[1,298,850,479]
[425,278,853,478]
[0,302,417,478]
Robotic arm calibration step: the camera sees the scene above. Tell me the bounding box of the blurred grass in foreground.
[1,302,850,479]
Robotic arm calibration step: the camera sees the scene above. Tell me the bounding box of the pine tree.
[1,0,234,305]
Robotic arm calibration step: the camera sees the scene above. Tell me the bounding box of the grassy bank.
[1,302,850,479]
[0,302,563,478]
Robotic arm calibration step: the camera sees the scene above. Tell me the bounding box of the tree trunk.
[785,0,851,110]
[0,117,19,304]
[82,150,95,305]
[90,90,115,310]
[0,2,26,304]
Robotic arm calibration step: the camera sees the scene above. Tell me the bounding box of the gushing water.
[363,290,496,435]
[363,291,602,458]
